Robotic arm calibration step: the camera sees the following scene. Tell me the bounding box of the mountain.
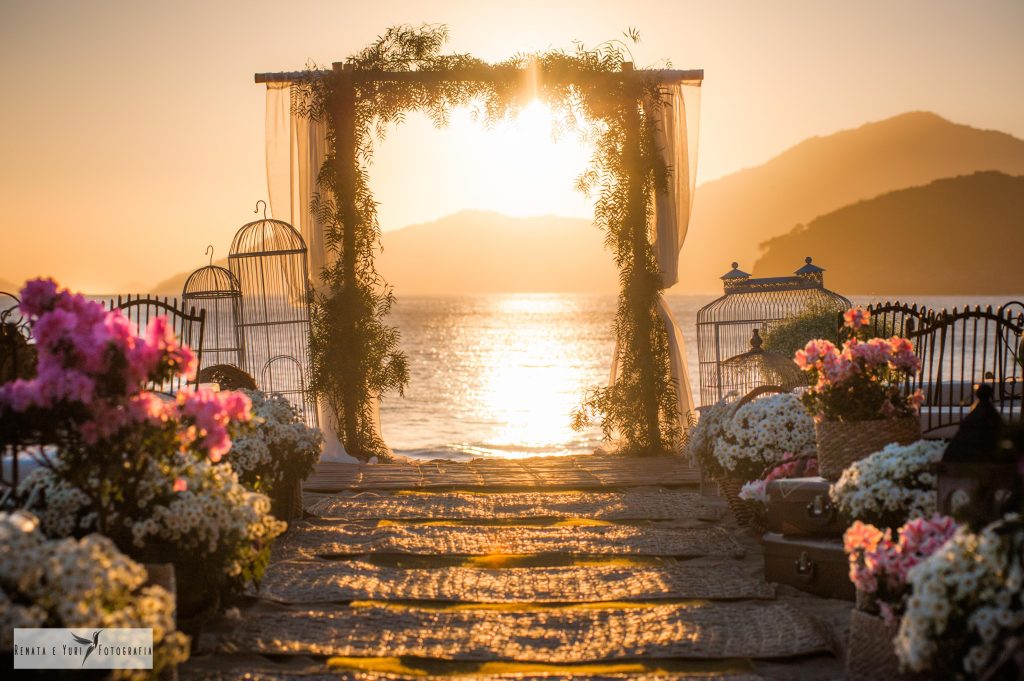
[753,172,1024,295]
[151,258,230,295]
[680,112,1024,291]
[377,211,617,294]
[0,278,18,295]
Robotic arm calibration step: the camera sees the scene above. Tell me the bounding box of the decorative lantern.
[938,384,1021,529]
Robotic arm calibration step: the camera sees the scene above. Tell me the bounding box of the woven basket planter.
[272,479,304,522]
[846,608,924,681]
[717,476,753,527]
[816,416,921,481]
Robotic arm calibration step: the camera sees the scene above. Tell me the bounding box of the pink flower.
[797,339,839,367]
[888,336,921,373]
[845,521,884,554]
[847,337,892,367]
[18,278,59,316]
[172,478,188,492]
[178,388,250,462]
[843,307,870,330]
[821,352,856,385]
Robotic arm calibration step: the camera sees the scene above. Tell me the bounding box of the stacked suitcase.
[762,477,854,600]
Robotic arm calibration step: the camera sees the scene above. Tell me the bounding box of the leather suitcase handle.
[804,494,836,526]
[793,550,816,583]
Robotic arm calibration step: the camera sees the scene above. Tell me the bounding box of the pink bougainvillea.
[0,278,249,463]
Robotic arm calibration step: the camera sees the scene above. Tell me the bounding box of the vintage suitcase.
[763,533,854,601]
[766,476,846,537]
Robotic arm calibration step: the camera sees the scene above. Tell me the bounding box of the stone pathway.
[182,456,850,680]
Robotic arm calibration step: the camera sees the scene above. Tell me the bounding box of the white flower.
[830,440,945,525]
[712,393,815,478]
[0,511,189,676]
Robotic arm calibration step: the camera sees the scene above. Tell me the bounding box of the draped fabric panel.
[608,82,701,449]
[265,83,356,462]
[649,83,701,427]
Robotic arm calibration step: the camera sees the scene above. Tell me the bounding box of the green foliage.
[761,306,840,362]
[298,24,684,458]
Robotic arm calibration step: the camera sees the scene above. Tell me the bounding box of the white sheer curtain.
[608,81,701,449]
[650,82,701,428]
[265,83,356,462]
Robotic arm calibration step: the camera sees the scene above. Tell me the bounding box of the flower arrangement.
[896,515,1024,678]
[0,510,189,676]
[0,279,283,612]
[796,307,924,422]
[844,515,958,624]
[685,393,737,479]
[830,439,944,529]
[713,392,816,481]
[227,389,322,497]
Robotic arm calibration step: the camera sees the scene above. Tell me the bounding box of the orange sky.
[1,0,1022,292]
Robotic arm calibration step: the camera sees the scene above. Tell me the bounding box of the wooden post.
[330,62,361,451]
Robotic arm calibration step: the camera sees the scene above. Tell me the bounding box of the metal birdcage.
[182,247,244,373]
[228,203,318,427]
[719,329,807,398]
[697,257,851,406]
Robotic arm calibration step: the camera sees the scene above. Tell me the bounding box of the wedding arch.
[256,26,702,461]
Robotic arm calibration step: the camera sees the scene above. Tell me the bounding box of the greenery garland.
[297,25,682,459]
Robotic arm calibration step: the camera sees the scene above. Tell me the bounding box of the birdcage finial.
[255,200,268,221]
[205,245,214,266]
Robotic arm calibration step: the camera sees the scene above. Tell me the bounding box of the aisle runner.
[306,488,724,521]
[210,601,830,661]
[256,560,775,604]
[279,522,746,559]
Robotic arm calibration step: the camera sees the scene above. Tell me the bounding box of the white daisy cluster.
[228,389,322,493]
[0,510,189,675]
[21,457,286,584]
[685,393,737,477]
[129,459,287,578]
[830,439,943,527]
[713,393,815,481]
[896,516,1024,676]
[17,466,95,537]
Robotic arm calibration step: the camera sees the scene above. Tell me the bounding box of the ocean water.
[379,293,1021,461]
[80,291,1020,461]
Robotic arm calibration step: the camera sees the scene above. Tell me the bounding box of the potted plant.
[228,389,323,521]
[0,510,190,679]
[830,440,945,530]
[896,514,1024,680]
[796,307,924,480]
[844,515,958,680]
[738,452,819,534]
[712,390,816,525]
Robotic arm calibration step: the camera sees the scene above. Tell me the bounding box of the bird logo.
[70,629,102,667]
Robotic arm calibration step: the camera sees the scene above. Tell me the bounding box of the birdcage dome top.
[229,218,307,256]
[183,265,241,298]
[721,329,807,392]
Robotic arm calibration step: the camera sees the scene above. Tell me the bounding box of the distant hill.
[151,258,229,295]
[680,112,1024,291]
[753,172,1024,295]
[378,211,617,294]
[0,278,19,294]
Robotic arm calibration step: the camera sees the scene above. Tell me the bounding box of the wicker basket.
[816,416,921,481]
[717,476,753,527]
[846,608,921,680]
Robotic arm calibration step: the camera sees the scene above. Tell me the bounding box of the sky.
[0,0,1022,292]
